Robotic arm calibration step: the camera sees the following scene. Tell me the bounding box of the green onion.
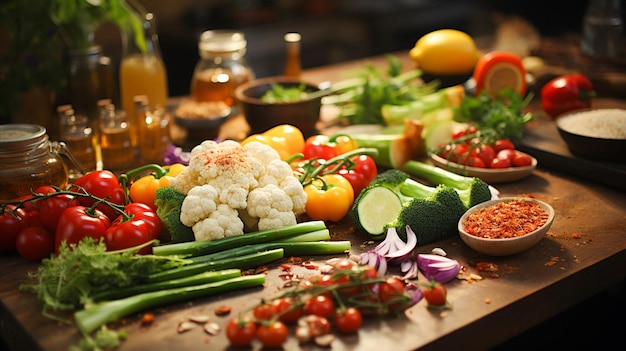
[91,269,242,302]
[152,220,327,257]
[75,274,266,334]
[148,248,285,282]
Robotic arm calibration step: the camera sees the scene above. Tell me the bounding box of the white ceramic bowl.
[458,197,555,256]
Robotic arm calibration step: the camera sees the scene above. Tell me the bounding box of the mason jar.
[0,124,80,200]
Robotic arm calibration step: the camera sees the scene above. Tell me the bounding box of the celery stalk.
[75,274,266,334]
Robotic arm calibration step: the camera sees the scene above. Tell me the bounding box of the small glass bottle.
[284,32,302,78]
[58,105,97,179]
[120,12,169,148]
[135,95,170,164]
[0,124,73,200]
[191,30,254,106]
[581,0,624,58]
[99,103,134,170]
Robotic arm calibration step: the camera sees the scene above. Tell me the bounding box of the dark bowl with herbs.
[235,77,326,135]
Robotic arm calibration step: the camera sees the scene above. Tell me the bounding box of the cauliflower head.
[171,140,308,241]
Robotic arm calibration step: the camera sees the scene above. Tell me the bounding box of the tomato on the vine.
[337,154,378,198]
[493,139,515,153]
[334,307,363,334]
[423,281,448,306]
[0,205,28,252]
[273,297,304,324]
[512,153,533,167]
[490,157,511,168]
[473,144,496,166]
[378,277,407,311]
[16,227,53,261]
[225,317,257,347]
[253,302,277,321]
[256,321,288,348]
[39,193,80,232]
[305,295,335,319]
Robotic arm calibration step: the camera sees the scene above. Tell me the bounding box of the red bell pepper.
[72,170,126,220]
[104,203,162,255]
[54,205,111,254]
[541,74,595,118]
[302,134,357,160]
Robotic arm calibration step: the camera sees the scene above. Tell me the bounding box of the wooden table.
[2,49,626,351]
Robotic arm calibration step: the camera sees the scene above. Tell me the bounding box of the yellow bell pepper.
[304,174,354,222]
[241,124,305,160]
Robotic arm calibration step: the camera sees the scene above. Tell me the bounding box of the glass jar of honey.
[0,124,75,201]
[191,30,254,107]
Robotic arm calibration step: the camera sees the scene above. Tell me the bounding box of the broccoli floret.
[154,186,195,243]
[350,169,466,243]
[403,160,492,208]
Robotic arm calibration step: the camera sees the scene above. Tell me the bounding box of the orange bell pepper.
[127,163,186,211]
[241,124,305,160]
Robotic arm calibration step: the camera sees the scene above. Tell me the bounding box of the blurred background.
[134,0,590,97]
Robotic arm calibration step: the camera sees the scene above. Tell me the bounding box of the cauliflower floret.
[244,141,282,165]
[192,204,244,241]
[247,184,297,230]
[280,176,308,214]
[179,184,218,227]
[258,159,294,187]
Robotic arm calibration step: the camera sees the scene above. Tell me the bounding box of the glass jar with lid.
[190,30,255,107]
[0,124,81,201]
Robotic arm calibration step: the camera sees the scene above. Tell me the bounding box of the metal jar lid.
[0,124,48,153]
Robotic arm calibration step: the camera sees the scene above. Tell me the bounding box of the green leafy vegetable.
[261,83,309,103]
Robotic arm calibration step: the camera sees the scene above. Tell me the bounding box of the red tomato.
[253,302,277,321]
[493,139,515,153]
[104,203,161,254]
[16,227,53,261]
[256,321,288,348]
[423,282,448,306]
[25,211,43,228]
[72,170,126,220]
[337,155,378,198]
[225,317,257,348]
[0,205,28,252]
[474,144,496,166]
[490,157,511,168]
[305,295,335,319]
[512,153,533,167]
[54,206,111,254]
[466,156,486,168]
[541,74,594,118]
[335,307,363,334]
[274,297,304,324]
[39,194,80,232]
[378,277,407,311]
[447,144,470,163]
[496,149,517,162]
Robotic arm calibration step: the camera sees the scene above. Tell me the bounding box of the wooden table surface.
[1,46,626,351]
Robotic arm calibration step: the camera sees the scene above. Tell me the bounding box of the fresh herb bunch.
[20,237,189,313]
[261,83,309,103]
[324,55,436,125]
[453,88,533,143]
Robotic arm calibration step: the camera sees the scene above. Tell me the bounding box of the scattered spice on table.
[462,199,549,239]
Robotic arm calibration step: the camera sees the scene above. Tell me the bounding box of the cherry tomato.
[334,307,363,334]
[16,226,53,261]
[493,139,515,153]
[225,317,257,347]
[104,203,162,254]
[423,282,448,306]
[447,144,470,163]
[337,154,378,198]
[0,205,28,252]
[256,321,288,348]
[378,277,407,311]
[496,149,517,162]
[466,156,486,168]
[490,157,511,169]
[473,144,496,166]
[305,295,335,319]
[512,153,533,167]
[253,302,277,321]
[24,211,43,228]
[39,194,80,232]
[274,297,304,324]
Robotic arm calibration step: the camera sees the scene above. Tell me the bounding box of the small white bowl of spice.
[458,197,555,256]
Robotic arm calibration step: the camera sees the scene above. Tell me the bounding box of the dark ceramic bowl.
[235,77,324,135]
[556,108,626,163]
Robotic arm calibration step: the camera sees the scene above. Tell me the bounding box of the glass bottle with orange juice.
[119,12,168,148]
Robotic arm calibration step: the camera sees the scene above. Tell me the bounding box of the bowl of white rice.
[556,108,626,162]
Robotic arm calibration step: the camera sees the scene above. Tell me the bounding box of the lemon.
[409,29,479,75]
